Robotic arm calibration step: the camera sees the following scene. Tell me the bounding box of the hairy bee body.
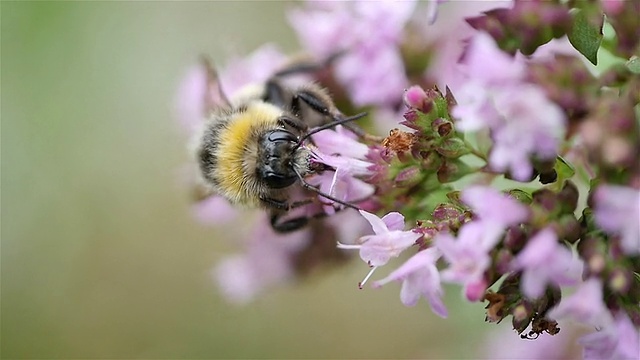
[191,59,362,232]
[197,100,311,207]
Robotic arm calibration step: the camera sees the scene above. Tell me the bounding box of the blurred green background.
[2,2,489,358]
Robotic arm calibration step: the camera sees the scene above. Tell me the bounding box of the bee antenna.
[293,168,360,211]
[294,112,368,150]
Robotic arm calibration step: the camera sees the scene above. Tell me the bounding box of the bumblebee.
[192,58,365,232]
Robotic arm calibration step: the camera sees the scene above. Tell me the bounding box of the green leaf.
[568,9,603,65]
[555,156,576,182]
[626,57,640,74]
[435,137,470,158]
[507,189,533,205]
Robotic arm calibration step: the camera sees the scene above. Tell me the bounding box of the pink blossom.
[213,214,310,304]
[311,125,370,159]
[217,43,289,96]
[372,248,448,318]
[193,195,240,225]
[435,223,492,300]
[489,85,566,180]
[452,33,567,181]
[548,278,613,329]
[462,186,530,232]
[593,185,640,255]
[512,227,583,299]
[174,64,211,134]
[309,136,375,211]
[579,313,639,360]
[288,0,417,106]
[483,322,582,359]
[339,210,421,267]
[307,169,374,214]
[174,44,288,135]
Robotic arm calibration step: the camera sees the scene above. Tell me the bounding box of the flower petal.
[359,209,390,234]
[381,212,406,231]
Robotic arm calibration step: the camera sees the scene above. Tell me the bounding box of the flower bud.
[558,181,579,214]
[495,248,514,274]
[512,301,534,334]
[532,188,559,213]
[404,85,428,110]
[608,267,632,295]
[435,137,470,158]
[437,159,473,183]
[394,166,421,187]
[504,226,528,253]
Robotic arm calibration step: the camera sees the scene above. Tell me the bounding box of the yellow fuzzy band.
[216,102,282,204]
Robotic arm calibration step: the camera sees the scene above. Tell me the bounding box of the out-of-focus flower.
[193,195,239,225]
[579,312,639,360]
[548,278,613,329]
[174,63,212,134]
[462,186,530,238]
[436,223,491,298]
[288,0,417,107]
[593,185,640,255]
[436,186,529,300]
[512,227,583,299]
[482,321,582,359]
[174,44,288,135]
[217,43,288,96]
[372,248,448,318]
[214,214,310,304]
[452,33,566,181]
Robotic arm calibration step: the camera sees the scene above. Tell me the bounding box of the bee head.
[258,129,302,189]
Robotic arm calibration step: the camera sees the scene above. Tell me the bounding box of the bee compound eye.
[268,130,296,143]
[263,172,296,189]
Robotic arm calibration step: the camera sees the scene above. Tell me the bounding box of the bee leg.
[270,211,309,233]
[260,197,313,211]
[292,91,331,117]
[261,197,315,233]
[277,115,308,133]
[272,51,344,78]
[264,78,288,108]
[292,92,379,141]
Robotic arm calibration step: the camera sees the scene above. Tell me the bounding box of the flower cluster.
[175,0,639,358]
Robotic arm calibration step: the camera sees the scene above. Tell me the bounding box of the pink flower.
[436,186,529,300]
[435,223,492,300]
[339,210,421,266]
[452,33,567,181]
[579,313,639,360]
[489,85,566,180]
[174,44,288,135]
[483,322,581,359]
[309,129,375,211]
[217,43,289,96]
[288,0,417,106]
[193,195,240,225]
[512,227,583,299]
[174,63,211,134]
[311,125,369,159]
[593,185,640,255]
[548,278,613,329]
[462,186,530,231]
[372,248,448,318]
[338,210,422,287]
[213,214,310,304]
